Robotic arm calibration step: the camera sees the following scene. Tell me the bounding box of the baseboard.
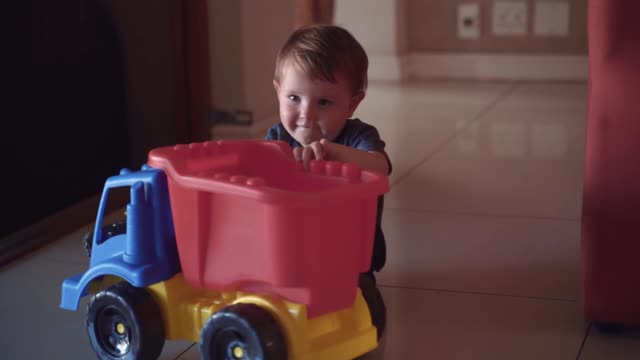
[0,192,129,266]
[369,53,589,81]
[408,53,589,81]
[368,54,409,82]
[0,196,99,265]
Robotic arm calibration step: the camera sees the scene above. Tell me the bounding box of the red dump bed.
[147,140,389,317]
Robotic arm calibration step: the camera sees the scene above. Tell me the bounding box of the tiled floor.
[3,80,640,359]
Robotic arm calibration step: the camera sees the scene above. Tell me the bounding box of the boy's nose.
[299,106,317,125]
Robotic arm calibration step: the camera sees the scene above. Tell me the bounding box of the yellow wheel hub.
[116,323,126,335]
[232,346,244,358]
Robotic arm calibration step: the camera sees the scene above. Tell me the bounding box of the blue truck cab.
[60,165,180,311]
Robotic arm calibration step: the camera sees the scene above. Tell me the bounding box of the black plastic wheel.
[199,303,287,360]
[359,273,387,340]
[86,282,165,360]
[84,220,127,257]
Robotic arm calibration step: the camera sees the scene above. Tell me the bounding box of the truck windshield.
[97,186,129,245]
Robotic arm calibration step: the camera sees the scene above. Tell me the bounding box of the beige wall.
[240,0,294,123]
[407,0,587,54]
[208,0,588,113]
[209,0,245,110]
[208,0,294,122]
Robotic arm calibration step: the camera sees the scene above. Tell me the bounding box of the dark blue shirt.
[264,118,390,272]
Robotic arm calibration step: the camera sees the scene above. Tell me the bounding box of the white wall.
[334,0,408,81]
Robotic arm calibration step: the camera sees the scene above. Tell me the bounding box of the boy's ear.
[273,80,280,93]
[348,91,366,116]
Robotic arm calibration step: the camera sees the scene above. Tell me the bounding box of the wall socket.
[492,0,528,36]
[458,3,481,39]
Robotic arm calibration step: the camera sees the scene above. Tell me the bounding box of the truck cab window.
[84,186,129,257]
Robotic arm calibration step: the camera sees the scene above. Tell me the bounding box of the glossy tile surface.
[364,287,587,360]
[0,255,194,360]
[580,327,640,360]
[384,100,587,219]
[379,208,582,301]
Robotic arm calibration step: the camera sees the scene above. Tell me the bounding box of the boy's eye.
[318,99,332,107]
[288,95,300,102]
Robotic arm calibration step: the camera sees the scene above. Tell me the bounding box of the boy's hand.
[294,139,329,170]
[293,139,389,175]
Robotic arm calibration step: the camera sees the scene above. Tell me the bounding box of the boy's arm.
[295,139,390,175]
[324,140,390,175]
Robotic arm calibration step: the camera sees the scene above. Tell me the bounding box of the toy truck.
[60,140,389,360]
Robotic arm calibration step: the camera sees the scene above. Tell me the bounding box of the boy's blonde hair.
[274,25,368,95]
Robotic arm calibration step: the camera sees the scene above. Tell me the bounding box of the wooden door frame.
[172,0,212,143]
[295,0,335,28]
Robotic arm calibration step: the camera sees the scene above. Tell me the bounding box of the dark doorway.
[4,0,129,237]
[2,0,212,264]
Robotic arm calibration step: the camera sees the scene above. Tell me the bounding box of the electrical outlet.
[458,3,481,39]
[492,0,528,36]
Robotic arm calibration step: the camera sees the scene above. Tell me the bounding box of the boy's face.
[274,65,364,145]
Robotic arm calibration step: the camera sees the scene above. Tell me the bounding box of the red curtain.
[582,0,640,326]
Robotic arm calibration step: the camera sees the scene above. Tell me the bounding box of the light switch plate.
[534,1,570,36]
